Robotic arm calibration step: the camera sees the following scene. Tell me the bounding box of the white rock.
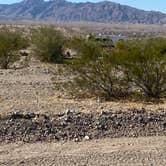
[84,136,90,140]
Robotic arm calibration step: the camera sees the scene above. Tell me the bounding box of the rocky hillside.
[0,0,165,24]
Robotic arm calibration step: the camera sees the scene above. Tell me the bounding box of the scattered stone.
[0,110,165,143]
[65,109,71,115]
[84,136,90,140]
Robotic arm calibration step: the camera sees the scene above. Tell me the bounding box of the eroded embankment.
[0,109,166,143]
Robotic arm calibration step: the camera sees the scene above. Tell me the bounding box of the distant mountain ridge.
[0,0,165,24]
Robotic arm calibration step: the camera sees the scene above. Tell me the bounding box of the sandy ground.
[0,136,166,166]
[0,56,166,165]
[0,56,166,116]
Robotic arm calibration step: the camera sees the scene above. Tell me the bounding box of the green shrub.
[32,27,66,63]
[113,38,166,99]
[65,38,127,99]
[0,31,29,69]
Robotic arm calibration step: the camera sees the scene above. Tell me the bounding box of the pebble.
[0,110,165,143]
[84,136,90,140]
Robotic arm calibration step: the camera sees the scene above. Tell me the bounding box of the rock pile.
[0,109,166,143]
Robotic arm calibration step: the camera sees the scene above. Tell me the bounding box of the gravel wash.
[0,109,166,143]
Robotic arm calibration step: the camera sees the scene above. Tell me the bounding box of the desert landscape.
[0,0,165,165]
[0,22,165,165]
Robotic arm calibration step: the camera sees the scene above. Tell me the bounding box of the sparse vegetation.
[32,27,66,64]
[0,25,165,101]
[113,38,166,99]
[64,38,128,99]
[0,31,29,69]
[63,37,166,100]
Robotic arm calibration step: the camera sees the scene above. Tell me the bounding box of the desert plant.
[32,27,66,63]
[65,38,127,99]
[113,38,166,99]
[0,31,29,69]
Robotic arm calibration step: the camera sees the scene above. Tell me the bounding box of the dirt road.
[0,136,166,166]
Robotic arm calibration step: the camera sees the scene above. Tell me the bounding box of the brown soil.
[0,55,166,165]
[0,56,166,116]
[0,136,166,166]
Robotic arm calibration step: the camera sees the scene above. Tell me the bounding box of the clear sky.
[0,0,166,13]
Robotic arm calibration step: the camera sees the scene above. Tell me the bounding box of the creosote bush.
[65,38,128,99]
[32,27,66,64]
[64,37,166,100]
[0,31,29,69]
[113,38,166,99]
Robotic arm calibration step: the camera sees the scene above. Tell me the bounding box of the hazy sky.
[0,0,166,13]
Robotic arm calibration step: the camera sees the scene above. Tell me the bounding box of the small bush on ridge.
[0,31,29,69]
[32,27,66,64]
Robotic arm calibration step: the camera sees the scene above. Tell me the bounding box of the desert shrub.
[32,27,66,64]
[113,38,166,99]
[65,38,128,99]
[0,31,29,69]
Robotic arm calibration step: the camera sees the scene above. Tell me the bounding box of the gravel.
[0,109,166,143]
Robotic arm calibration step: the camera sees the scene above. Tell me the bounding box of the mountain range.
[0,0,165,24]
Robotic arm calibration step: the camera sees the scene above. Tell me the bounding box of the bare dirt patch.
[0,56,166,116]
[0,136,166,166]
